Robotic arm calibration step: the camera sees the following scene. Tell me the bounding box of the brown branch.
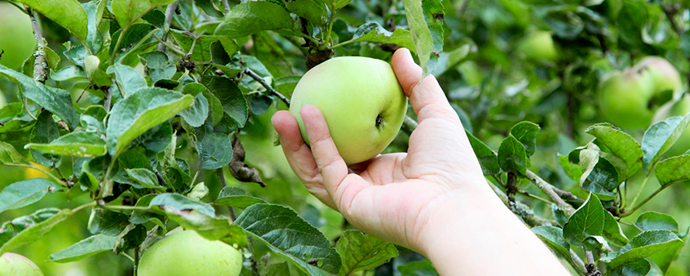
[158,1,179,51]
[28,8,47,83]
[245,68,290,107]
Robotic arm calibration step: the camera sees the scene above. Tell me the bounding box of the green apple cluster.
[289,56,408,164]
[137,230,243,276]
[598,57,684,130]
[0,2,37,69]
[0,252,44,276]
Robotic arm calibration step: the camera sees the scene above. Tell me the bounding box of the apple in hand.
[289,56,408,164]
[138,230,243,276]
[652,95,690,156]
[634,56,683,96]
[0,2,37,69]
[0,252,44,276]
[598,69,656,129]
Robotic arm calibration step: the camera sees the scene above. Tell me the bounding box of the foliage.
[0,0,689,275]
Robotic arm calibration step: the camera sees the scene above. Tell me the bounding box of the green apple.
[289,56,408,164]
[138,230,242,276]
[0,252,44,276]
[517,31,558,61]
[652,95,690,156]
[634,56,683,96]
[0,2,37,69]
[598,69,656,129]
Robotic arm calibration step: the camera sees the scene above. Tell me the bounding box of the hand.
[271,48,489,253]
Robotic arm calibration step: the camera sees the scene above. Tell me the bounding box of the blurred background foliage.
[1,0,690,275]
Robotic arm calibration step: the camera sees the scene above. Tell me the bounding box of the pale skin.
[271,48,571,275]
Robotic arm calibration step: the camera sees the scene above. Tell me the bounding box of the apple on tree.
[289,56,408,164]
[0,252,44,276]
[652,95,690,156]
[137,230,243,276]
[634,56,683,97]
[516,30,558,62]
[0,2,37,70]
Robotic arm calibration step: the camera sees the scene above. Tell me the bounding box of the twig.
[221,0,230,13]
[158,1,179,51]
[28,8,47,83]
[552,186,585,204]
[662,4,682,35]
[401,115,418,134]
[488,180,555,227]
[216,168,238,221]
[620,183,674,217]
[525,170,574,215]
[245,68,291,107]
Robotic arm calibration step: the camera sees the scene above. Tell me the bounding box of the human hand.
[271,48,491,253]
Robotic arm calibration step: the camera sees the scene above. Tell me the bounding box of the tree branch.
[158,1,179,51]
[525,170,574,215]
[245,68,291,107]
[28,8,47,83]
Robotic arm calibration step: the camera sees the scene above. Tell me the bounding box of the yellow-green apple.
[0,2,37,69]
[517,31,558,61]
[652,95,690,156]
[289,56,408,164]
[598,69,656,129]
[0,252,44,276]
[634,56,683,97]
[137,230,242,276]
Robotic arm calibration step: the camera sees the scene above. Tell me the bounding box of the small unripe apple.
[137,230,243,276]
[652,95,690,156]
[634,56,683,96]
[598,69,656,129]
[0,252,44,276]
[0,2,37,69]
[84,55,100,79]
[289,56,408,164]
[517,31,558,61]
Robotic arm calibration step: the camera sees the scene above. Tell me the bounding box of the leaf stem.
[100,205,154,212]
[620,183,673,217]
[152,35,187,56]
[72,201,97,213]
[111,26,128,62]
[628,173,651,208]
[324,8,336,48]
[331,39,358,49]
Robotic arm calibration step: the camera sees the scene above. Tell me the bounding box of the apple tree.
[0,0,689,275]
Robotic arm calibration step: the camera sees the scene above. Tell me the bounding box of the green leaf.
[286,0,328,27]
[88,209,129,236]
[214,2,295,38]
[149,193,215,217]
[336,230,398,276]
[0,141,28,165]
[50,66,86,81]
[634,212,679,232]
[398,260,439,276]
[169,31,239,62]
[466,131,500,174]
[197,132,233,170]
[129,194,165,228]
[0,208,72,254]
[235,204,341,275]
[106,87,194,156]
[180,92,210,128]
[152,207,247,247]
[214,187,266,208]
[608,230,682,268]
[0,64,79,130]
[603,210,629,247]
[196,0,223,17]
[139,51,176,83]
[82,0,107,54]
[201,76,248,127]
[655,155,690,186]
[558,154,582,182]
[345,23,416,51]
[15,0,88,43]
[111,0,176,29]
[498,135,528,175]
[30,111,61,167]
[510,121,540,156]
[641,115,690,171]
[649,227,690,274]
[585,123,643,178]
[0,179,60,214]
[562,193,605,246]
[107,65,147,98]
[125,168,166,191]
[402,0,434,76]
[580,157,618,199]
[48,234,118,263]
[532,225,570,258]
[616,0,646,46]
[26,132,107,158]
[324,0,351,10]
[607,259,651,276]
